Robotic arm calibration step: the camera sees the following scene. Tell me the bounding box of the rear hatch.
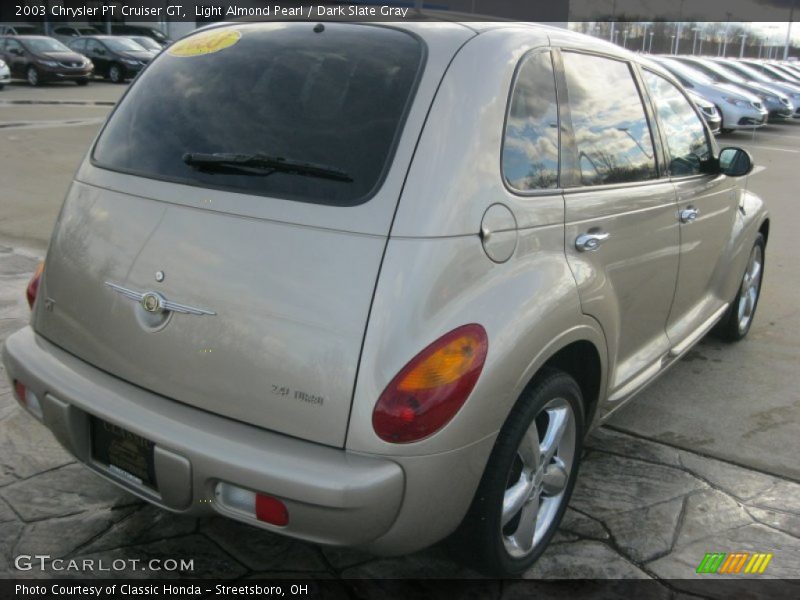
[32,22,465,447]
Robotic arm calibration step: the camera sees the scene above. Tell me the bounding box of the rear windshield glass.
[92,24,424,206]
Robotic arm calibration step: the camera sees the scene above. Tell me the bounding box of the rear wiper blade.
[182,152,353,182]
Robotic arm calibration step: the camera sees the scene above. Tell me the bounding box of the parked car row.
[0,22,170,46]
[0,33,159,86]
[649,55,800,133]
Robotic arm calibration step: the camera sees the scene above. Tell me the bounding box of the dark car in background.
[0,24,43,36]
[52,24,102,44]
[0,35,92,86]
[110,24,170,46]
[68,36,154,83]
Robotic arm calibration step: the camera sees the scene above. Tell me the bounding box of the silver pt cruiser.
[3,21,769,576]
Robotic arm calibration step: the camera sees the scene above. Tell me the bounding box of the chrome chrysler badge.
[105,282,216,316]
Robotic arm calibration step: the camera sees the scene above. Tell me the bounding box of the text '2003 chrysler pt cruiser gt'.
[3,22,768,575]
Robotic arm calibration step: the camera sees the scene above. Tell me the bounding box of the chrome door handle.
[680,207,699,223]
[575,231,610,252]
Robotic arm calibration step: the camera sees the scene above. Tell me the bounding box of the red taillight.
[255,493,289,526]
[26,262,45,310]
[13,380,26,406]
[373,324,488,444]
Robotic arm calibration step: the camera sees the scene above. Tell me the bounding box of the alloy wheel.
[27,67,38,86]
[737,244,763,334]
[501,397,577,558]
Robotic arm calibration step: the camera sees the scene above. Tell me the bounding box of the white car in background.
[0,57,10,90]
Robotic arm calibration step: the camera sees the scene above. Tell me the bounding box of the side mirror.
[719,147,754,177]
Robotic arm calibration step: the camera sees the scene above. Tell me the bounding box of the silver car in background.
[688,89,722,134]
[673,56,794,121]
[717,58,800,119]
[651,56,767,131]
[3,22,769,576]
[0,57,9,89]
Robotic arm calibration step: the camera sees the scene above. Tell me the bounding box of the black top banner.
[0,0,798,23]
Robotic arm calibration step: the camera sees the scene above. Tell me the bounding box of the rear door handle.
[575,231,610,252]
[680,207,699,223]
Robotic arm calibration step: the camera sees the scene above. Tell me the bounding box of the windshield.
[698,61,747,84]
[78,28,98,35]
[23,38,72,53]
[145,28,167,41]
[104,38,146,52]
[92,24,424,206]
[658,59,715,85]
[724,61,773,83]
[132,37,160,50]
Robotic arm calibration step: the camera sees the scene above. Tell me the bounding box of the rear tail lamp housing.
[26,262,45,310]
[373,324,488,443]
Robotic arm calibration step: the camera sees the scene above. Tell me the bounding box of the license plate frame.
[91,416,157,490]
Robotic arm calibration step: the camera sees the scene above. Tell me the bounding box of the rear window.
[92,24,424,206]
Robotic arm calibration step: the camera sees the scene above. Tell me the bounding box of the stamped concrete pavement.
[1,244,799,592]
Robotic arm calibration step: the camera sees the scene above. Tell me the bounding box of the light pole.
[609,0,617,42]
[739,33,747,58]
[649,31,654,53]
[699,34,704,55]
[670,34,676,54]
[675,0,686,54]
[722,12,732,56]
[642,24,649,51]
[622,29,628,48]
[784,1,796,60]
[692,27,700,55]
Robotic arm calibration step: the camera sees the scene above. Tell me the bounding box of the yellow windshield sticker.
[169,29,241,57]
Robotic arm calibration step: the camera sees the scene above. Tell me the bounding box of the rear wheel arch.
[759,218,770,246]
[537,340,603,430]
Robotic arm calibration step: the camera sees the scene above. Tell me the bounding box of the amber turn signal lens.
[373,324,488,444]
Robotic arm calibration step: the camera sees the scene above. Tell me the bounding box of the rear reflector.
[12,380,43,420]
[13,380,26,405]
[214,482,289,527]
[255,493,289,526]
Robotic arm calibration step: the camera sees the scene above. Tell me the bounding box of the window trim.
[500,46,563,197]
[556,48,661,190]
[87,23,429,208]
[639,66,717,182]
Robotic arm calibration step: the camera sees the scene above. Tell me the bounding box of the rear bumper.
[2,327,405,548]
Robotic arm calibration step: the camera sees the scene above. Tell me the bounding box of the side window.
[643,71,710,177]
[88,40,103,53]
[71,39,85,52]
[502,51,559,191]
[562,52,657,187]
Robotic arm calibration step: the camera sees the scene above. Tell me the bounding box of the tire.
[451,368,585,576]
[108,64,124,84]
[714,233,765,342]
[26,66,40,87]
[76,78,89,86]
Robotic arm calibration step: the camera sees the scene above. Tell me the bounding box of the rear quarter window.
[92,23,425,206]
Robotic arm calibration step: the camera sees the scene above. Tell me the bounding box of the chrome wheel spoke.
[517,424,541,469]
[510,494,541,553]
[502,476,534,526]
[540,406,568,466]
